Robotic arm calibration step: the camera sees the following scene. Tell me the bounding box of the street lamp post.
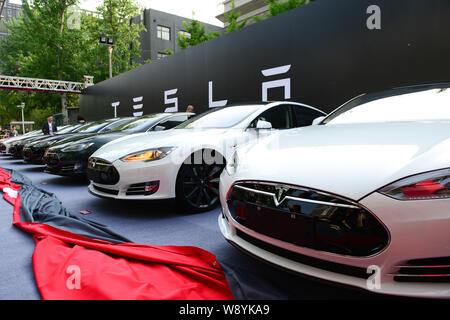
[17,102,25,135]
[100,36,115,79]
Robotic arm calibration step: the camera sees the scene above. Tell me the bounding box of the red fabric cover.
[0,168,233,300]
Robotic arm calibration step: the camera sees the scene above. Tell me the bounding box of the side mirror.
[256,120,272,130]
[154,125,166,131]
[312,116,326,125]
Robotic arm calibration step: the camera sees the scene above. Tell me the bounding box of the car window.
[150,114,193,131]
[74,119,117,133]
[292,105,325,127]
[99,118,133,133]
[249,105,292,129]
[176,105,262,129]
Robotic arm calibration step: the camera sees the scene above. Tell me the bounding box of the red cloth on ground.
[0,168,233,300]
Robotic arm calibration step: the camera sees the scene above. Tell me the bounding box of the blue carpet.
[0,155,391,300]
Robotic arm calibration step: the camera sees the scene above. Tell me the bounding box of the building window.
[157,52,169,59]
[157,25,171,41]
[178,30,191,39]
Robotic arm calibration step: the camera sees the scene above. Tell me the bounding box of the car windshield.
[58,124,82,134]
[175,105,262,129]
[323,88,450,125]
[109,114,167,133]
[74,119,118,133]
[98,118,135,133]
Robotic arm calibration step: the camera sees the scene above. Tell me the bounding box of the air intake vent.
[391,257,450,282]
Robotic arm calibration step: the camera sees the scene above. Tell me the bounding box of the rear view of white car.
[219,84,450,298]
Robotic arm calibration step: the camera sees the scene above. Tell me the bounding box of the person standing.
[42,115,57,135]
[9,126,18,137]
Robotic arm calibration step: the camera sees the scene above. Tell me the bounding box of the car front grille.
[44,150,59,166]
[391,257,450,283]
[87,158,120,185]
[227,181,389,257]
[22,147,32,158]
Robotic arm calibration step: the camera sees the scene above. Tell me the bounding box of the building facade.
[131,8,224,64]
[216,0,269,28]
[0,0,23,41]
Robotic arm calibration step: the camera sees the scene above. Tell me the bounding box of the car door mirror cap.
[154,125,166,131]
[256,120,272,130]
[312,116,326,125]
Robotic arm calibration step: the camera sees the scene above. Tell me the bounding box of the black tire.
[176,150,225,213]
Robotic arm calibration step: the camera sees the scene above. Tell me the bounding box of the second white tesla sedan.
[219,84,450,298]
[87,102,326,212]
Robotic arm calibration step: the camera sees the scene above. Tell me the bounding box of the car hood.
[52,132,126,150]
[91,128,230,162]
[234,121,450,201]
[28,133,93,147]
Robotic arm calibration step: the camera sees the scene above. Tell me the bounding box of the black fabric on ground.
[3,168,131,244]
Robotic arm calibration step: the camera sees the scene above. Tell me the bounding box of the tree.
[177,19,220,50]
[266,0,314,17]
[93,0,146,80]
[224,0,248,34]
[0,0,145,125]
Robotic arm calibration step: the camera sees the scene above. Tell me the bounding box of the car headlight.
[379,168,450,200]
[225,151,239,176]
[61,142,94,152]
[121,147,175,162]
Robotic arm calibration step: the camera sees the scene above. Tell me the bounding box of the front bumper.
[43,151,86,176]
[219,172,450,299]
[23,147,46,164]
[88,157,181,200]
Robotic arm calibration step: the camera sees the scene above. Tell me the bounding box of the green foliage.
[177,19,220,50]
[0,0,145,125]
[224,0,248,34]
[266,0,314,17]
[93,0,146,79]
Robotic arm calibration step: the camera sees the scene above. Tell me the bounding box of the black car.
[43,112,194,177]
[9,124,76,159]
[22,118,132,163]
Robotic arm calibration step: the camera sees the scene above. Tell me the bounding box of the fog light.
[144,181,160,195]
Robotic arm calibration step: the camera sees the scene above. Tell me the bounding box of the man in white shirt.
[42,115,57,135]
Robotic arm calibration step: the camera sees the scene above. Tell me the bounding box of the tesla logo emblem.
[274,186,290,207]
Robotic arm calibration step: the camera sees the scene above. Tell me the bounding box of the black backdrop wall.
[80,0,450,120]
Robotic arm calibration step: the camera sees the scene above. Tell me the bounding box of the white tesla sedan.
[219,84,450,298]
[87,102,326,212]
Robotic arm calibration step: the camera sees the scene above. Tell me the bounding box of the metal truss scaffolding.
[0,75,94,94]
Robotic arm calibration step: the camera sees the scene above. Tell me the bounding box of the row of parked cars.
[1,83,449,298]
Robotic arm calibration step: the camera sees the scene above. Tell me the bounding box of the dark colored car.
[43,113,194,177]
[0,129,42,154]
[22,118,132,163]
[9,124,76,159]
